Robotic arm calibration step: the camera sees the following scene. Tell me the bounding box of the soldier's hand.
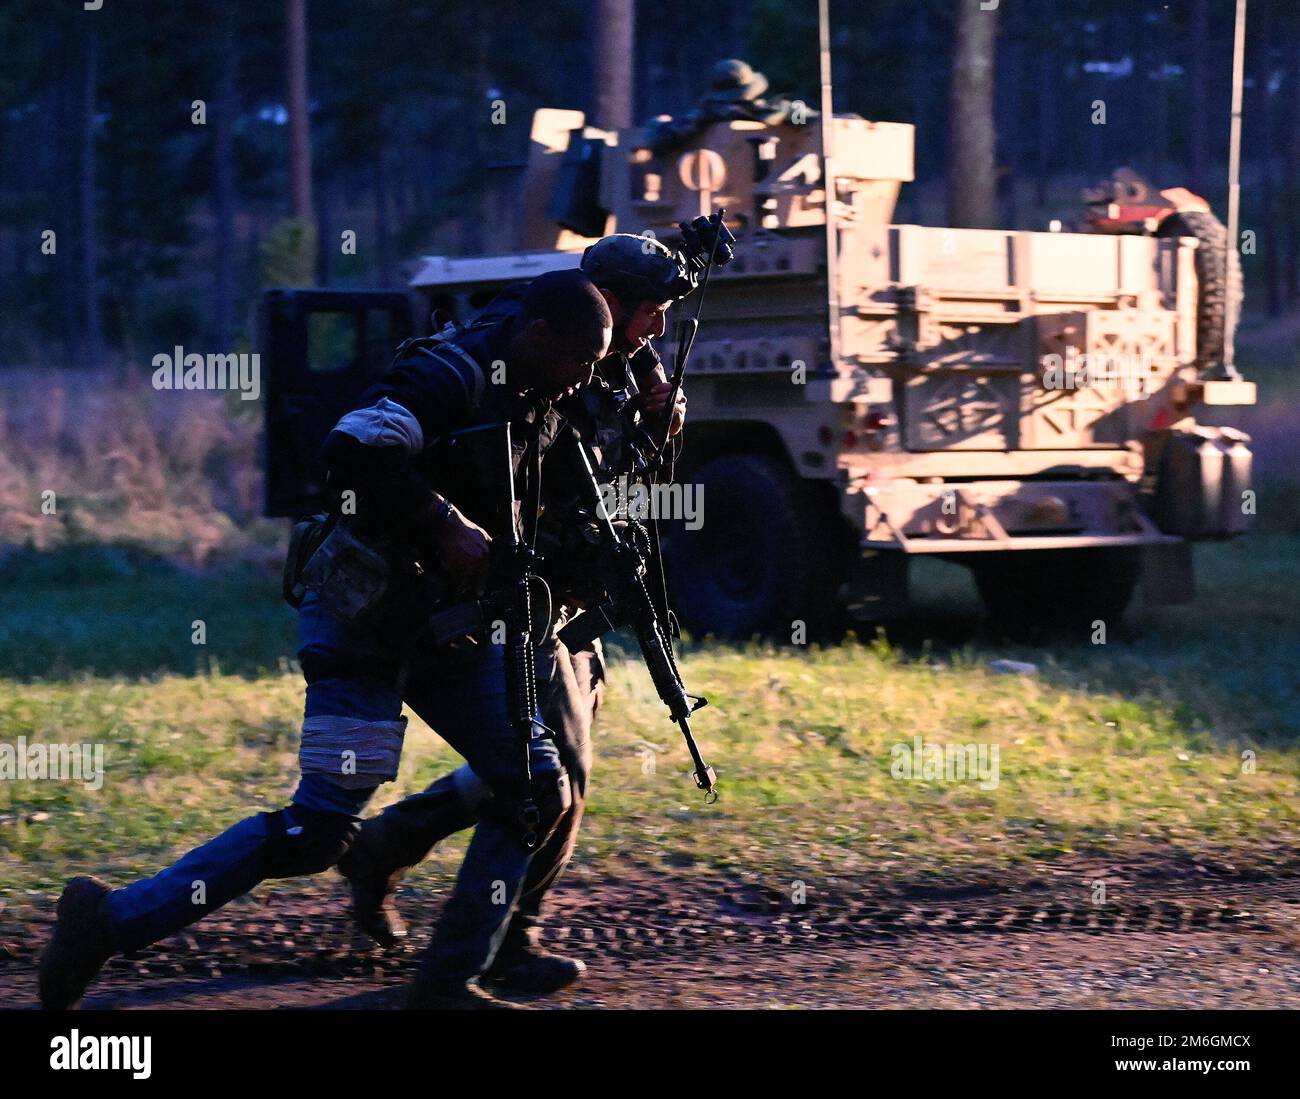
[643,381,687,436]
[436,508,492,587]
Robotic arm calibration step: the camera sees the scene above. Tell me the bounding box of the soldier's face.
[622,299,670,353]
[516,318,610,396]
[542,325,612,397]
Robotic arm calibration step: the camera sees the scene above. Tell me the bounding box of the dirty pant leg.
[513,802,584,927]
[415,819,534,984]
[350,771,477,875]
[403,643,566,984]
[360,635,601,878]
[102,675,395,954]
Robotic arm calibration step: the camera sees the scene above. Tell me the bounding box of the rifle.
[554,426,717,799]
[652,209,735,473]
[637,210,736,626]
[423,421,552,848]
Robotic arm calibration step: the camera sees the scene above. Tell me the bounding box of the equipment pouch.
[556,602,623,650]
[298,522,392,624]
[282,513,334,609]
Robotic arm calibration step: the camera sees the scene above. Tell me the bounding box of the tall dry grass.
[0,369,280,565]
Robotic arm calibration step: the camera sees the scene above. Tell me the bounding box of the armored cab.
[262,84,1257,638]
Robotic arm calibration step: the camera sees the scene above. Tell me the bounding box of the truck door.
[260,288,415,517]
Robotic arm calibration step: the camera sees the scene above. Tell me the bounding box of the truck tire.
[972,546,1141,638]
[663,453,843,639]
[1157,210,1243,371]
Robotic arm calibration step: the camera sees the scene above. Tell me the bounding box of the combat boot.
[337,778,476,948]
[337,843,409,948]
[39,876,117,1010]
[484,911,586,996]
[404,977,532,1011]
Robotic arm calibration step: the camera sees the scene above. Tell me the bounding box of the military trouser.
[102,591,570,986]
[346,628,604,951]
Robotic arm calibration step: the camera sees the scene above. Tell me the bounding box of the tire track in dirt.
[1,869,1296,1007]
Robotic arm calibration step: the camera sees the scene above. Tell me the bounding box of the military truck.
[262,97,1257,639]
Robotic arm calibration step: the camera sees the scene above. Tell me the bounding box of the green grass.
[0,546,295,679]
[0,538,1297,899]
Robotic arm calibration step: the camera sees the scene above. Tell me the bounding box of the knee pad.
[262,804,360,878]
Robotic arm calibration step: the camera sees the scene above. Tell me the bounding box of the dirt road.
[3,864,1297,1009]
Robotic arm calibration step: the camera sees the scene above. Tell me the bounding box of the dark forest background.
[1,0,1297,366]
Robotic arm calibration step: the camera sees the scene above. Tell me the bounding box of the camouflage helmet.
[581,233,694,306]
[708,59,768,103]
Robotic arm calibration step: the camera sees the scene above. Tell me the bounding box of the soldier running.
[336,234,695,997]
[39,270,613,1010]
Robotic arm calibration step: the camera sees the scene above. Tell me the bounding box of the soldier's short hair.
[522,269,612,350]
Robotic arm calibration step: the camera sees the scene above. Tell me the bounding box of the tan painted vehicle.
[262,101,1257,638]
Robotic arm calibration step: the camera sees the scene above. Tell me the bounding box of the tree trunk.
[948,0,999,228]
[1035,48,1053,212]
[214,1,240,348]
[1000,38,1021,228]
[55,36,80,366]
[1287,44,1300,301]
[1152,37,1169,186]
[1088,71,1103,175]
[907,1,927,219]
[460,4,494,255]
[1189,0,1209,195]
[286,0,314,221]
[1260,5,1280,315]
[590,0,634,130]
[80,25,102,368]
[316,180,331,286]
[373,155,393,287]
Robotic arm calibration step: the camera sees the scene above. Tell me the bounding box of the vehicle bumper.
[849,477,1180,554]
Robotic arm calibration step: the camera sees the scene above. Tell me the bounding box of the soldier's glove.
[419,497,492,594]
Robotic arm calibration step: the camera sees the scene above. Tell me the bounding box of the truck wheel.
[1157,210,1243,371]
[663,453,843,639]
[972,547,1141,638]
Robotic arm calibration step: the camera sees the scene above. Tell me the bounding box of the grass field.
[0,535,1296,901]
